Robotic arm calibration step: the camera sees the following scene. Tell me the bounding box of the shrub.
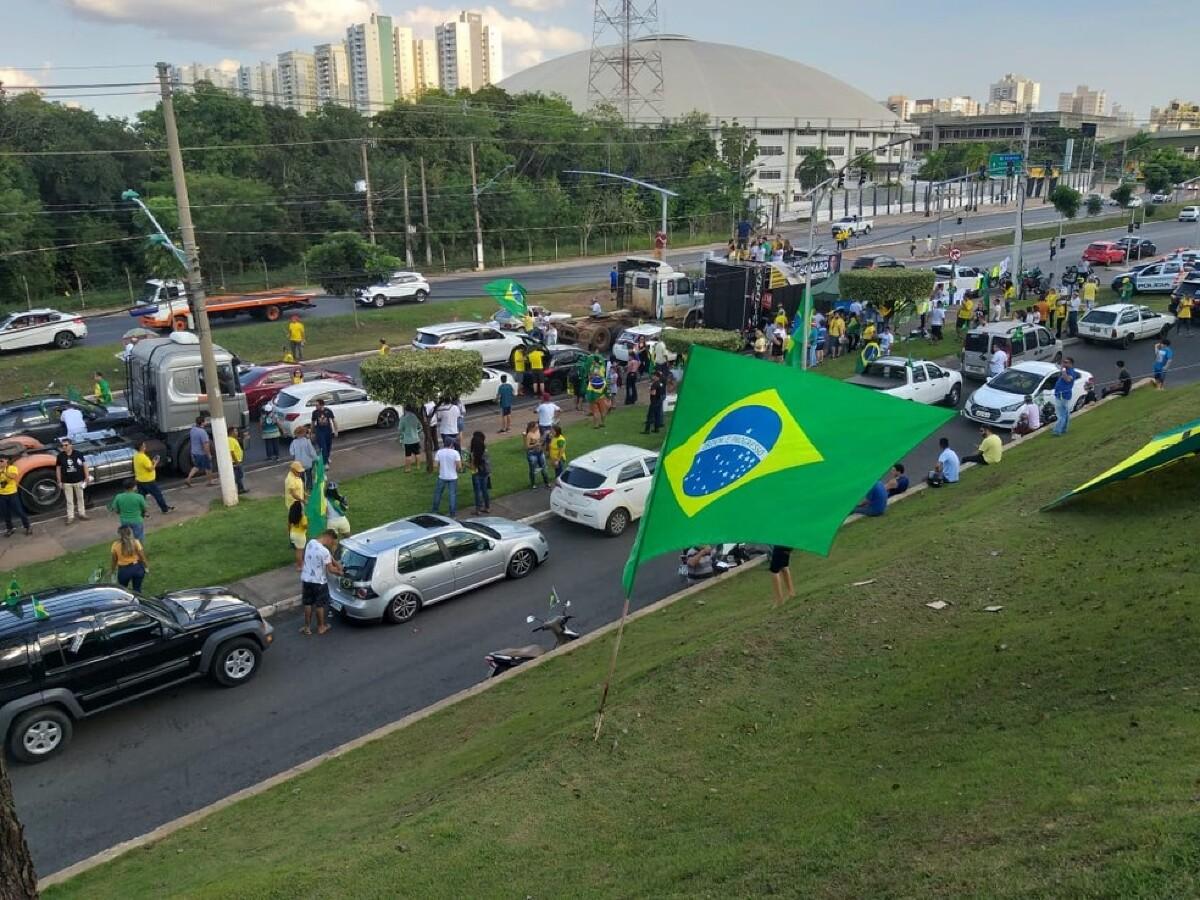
[660,328,743,357]
[839,268,937,316]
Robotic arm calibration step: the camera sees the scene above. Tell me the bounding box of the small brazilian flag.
[32,597,49,620]
[5,578,20,608]
[483,279,528,318]
[621,346,953,593]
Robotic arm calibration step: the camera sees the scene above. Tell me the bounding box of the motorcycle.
[484,601,580,678]
[678,543,760,582]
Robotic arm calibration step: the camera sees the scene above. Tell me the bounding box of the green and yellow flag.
[305,456,328,539]
[621,346,953,593]
[484,279,528,318]
[5,578,20,608]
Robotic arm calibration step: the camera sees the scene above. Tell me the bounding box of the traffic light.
[837,170,846,188]
[1127,223,1135,234]
[1006,161,1015,178]
[956,216,963,225]
[978,165,986,180]
[858,169,867,186]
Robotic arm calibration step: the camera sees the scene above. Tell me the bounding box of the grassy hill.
[47,383,1200,899]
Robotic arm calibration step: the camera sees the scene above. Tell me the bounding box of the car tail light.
[285,412,300,421]
[354,586,377,600]
[584,488,614,500]
[485,655,496,668]
[73,318,85,325]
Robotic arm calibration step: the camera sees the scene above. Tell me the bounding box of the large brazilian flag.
[622,346,954,593]
[483,279,528,318]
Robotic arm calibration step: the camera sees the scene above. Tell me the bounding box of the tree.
[916,150,950,182]
[1110,183,1134,207]
[1085,194,1104,216]
[361,350,484,470]
[1142,164,1172,195]
[1049,185,1082,220]
[839,269,937,323]
[0,757,39,900]
[303,232,402,296]
[795,148,834,190]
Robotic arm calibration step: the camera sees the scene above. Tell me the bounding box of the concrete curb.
[37,542,754,890]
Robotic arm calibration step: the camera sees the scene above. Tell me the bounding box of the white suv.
[1180,207,1200,223]
[263,379,401,438]
[550,444,659,536]
[0,309,87,352]
[412,322,537,365]
[356,271,430,308]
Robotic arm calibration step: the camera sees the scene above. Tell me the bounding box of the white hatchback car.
[962,361,1094,430]
[0,309,87,352]
[412,322,535,365]
[355,271,430,308]
[264,379,401,438]
[612,324,677,363]
[550,444,659,536]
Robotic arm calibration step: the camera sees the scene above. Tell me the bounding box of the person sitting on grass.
[1101,360,1133,399]
[927,437,960,487]
[1014,395,1042,435]
[853,479,889,517]
[962,425,1003,466]
[885,463,909,497]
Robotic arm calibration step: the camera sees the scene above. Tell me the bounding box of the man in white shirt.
[927,437,960,486]
[300,530,342,636]
[590,298,603,317]
[59,403,88,438]
[1014,394,1042,435]
[535,394,561,443]
[879,326,894,356]
[545,323,558,346]
[435,400,462,449]
[431,444,462,517]
[929,304,946,340]
[988,346,1008,379]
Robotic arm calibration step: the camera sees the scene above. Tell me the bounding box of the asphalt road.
[11,516,685,874]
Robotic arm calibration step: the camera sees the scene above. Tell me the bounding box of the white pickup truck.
[831,215,873,237]
[847,356,963,407]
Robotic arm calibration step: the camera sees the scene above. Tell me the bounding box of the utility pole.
[402,162,414,268]
[360,140,376,245]
[420,156,433,267]
[1012,107,1033,285]
[469,142,485,271]
[155,62,238,508]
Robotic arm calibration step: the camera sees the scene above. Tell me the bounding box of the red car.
[238,364,354,416]
[1082,241,1126,266]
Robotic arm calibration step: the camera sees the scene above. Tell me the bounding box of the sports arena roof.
[499,35,901,128]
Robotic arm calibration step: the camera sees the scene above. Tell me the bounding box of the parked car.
[1079,304,1174,346]
[462,367,505,406]
[1126,196,1143,208]
[0,395,132,444]
[851,254,905,270]
[1151,193,1172,203]
[329,514,549,624]
[550,444,659,536]
[411,322,540,366]
[847,356,963,406]
[0,584,273,763]
[541,346,591,395]
[0,309,87,353]
[1114,237,1158,260]
[354,271,431,308]
[1179,207,1200,223]
[962,361,1094,430]
[1082,241,1126,266]
[238,364,354,417]
[931,264,983,296]
[1109,260,1187,295]
[263,380,401,438]
[959,322,1062,380]
[1171,274,1200,303]
[612,324,677,363]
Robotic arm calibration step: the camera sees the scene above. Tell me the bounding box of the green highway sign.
[988,152,1024,177]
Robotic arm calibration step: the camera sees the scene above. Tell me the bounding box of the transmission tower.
[587,1,664,122]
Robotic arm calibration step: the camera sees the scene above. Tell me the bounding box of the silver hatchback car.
[329,514,549,624]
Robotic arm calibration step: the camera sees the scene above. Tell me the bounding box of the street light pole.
[1012,108,1033,286]
[563,170,679,261]
[469,143,484,271]
[154,62,238,508]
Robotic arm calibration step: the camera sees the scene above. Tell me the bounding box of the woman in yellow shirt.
[287,500,307,570]
[1178,296,1193,333]
[547,425,567,478]
[827,314,845,358]
[110,526,149,591]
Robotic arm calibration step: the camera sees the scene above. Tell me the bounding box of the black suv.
[0,585,273,763]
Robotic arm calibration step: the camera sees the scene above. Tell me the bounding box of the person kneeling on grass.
[962,425,1003,466]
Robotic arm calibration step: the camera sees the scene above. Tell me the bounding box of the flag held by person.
[621,345,953,593]
[484,279,528,318]
[306,456,328,538]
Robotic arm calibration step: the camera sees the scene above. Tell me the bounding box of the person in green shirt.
[397,408,423,473]
[93,371,113,405]
[109,480,147,541]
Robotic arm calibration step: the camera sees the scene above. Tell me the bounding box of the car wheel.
[264,305,281,322]
[1053,351,1063,364]
[20,472,62,512]
[9,706,73,764]
[604,508,630,537]
[1121,332,1134,348]
[373,294,387,308]
[1160,325,1172,338]
[1073,395,1088,413]
[384,591,421,624]
[1082,337,1093,345]
[506,548,537,579]
[377,407,399,429]
[414,289,428,303]
[945,384,962,407]
[211,638,261,687]
[53,331,76,350]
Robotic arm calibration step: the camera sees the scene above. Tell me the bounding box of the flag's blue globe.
[682,405,782,498]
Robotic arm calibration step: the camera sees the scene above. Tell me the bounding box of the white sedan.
[462,367,505,405]
[550,444,659,537]
[961,361,1094,430]
[1079,304,1175,346]
[264,379,401,438]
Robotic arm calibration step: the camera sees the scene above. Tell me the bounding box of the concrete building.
[414,38,440,94]
[913,96,980,116]
[314,43,352,108]
[989,73,1040,111]
[394,26,419,100]
[171,63,237,93]
[346,13,399,114]
[1058,85,1107,117]
[277,51,317,115]
[984,100,1019,115]
[237,61,279,106]
[1149,99,1200,132]
[885,95,914,120]
[436,11,502,93]
[911,109,1137,156]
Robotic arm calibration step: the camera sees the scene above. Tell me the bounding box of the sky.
[1,0,1195,123]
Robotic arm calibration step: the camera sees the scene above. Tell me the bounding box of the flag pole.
[592,593,633,742]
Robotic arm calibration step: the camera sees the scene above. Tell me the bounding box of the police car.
[1109,260,1187,294]
[1078,304,1175,346]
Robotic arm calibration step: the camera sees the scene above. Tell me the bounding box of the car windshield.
[133,283,161,304]
[238,366,268,387]
[1087,243,1107,252]
[273,391,301,409]
[988,369,1044,394]
[1082,311,1117,325]
[337,548,376,581]
[963,333,990,353]
[141,594,182,622]
[414,331,441,346]
[861,362,908,382]
[561,465,606,489]
[460,521,501,540]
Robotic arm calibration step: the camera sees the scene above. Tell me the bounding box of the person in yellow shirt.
[1003,283,1016,316]
[1043,289,1058,329]
[291,367,304,385]
[547,424,567,478]
[512,346,528,395]
[378,339,389,355]
[773,308,788,330]
[228,427,247,494]
[962,425,1002,466]
[287,315,306,361]
[0,454,30,536]
[1055,292,1069,337]
[285,460,306,510]
[109,526,149,591]
[526,345,546,395]
[287,499,307,570]
[522,312,535,333]
[1082,279,1097,305]
[862,321,877,342]
[134,439,172,513]
[1178,295,1193,333]
[827,313,845,358]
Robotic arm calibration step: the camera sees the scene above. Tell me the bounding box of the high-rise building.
[1058,85,1107,117]
[346,13,399,114]
[1149,99,1200,131]
[277,50,318,115]
[395,26,419,100]
[989,73,1040,111]
[414,38,440,94]
[913,96,979,116]
[884,94,914,120]
[237,61,279,106]
[436,11,502,93]
[314,43,352,108]
[171,63,237,93]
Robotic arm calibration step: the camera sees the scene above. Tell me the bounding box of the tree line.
[0,83,755,305]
